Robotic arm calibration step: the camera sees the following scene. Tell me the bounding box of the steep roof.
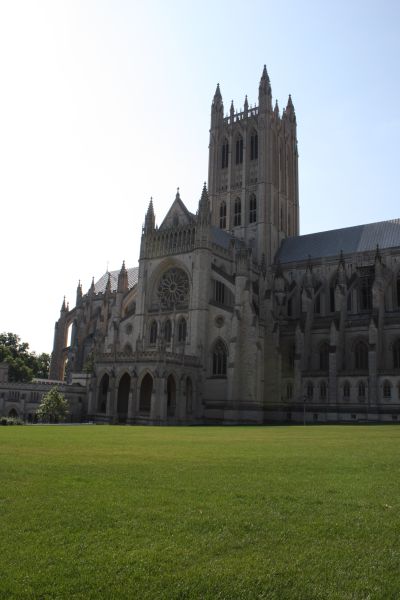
[277,219,400,264]
[94,267,138,294]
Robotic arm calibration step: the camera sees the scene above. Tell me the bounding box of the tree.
[36,387,69,423]
[0,332,50,382]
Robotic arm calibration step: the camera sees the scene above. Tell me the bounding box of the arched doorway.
[98,374,109,413]
[139,373,153,413]
[167,374,176,417]
[8,408,19,419]
[117,373,130,423]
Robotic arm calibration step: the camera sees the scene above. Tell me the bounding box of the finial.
[176,187,180,200]
[274,99,279,116]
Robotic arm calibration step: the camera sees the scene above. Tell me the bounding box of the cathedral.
[2,66,400,424]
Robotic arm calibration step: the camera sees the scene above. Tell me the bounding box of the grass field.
[1,425,400,600]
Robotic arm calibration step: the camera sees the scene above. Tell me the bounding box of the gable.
[159,193,196,230]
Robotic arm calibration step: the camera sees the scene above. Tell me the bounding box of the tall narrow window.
[343,381,350,399]
[320,381,327,400]
[164,319,172,343]
[178,317,187,342]
[212,340,227,376]
[383,380,392,398]
[397,277,400,308]
[234,197,241,226]
[393,340,400,369]
[250,130,258,161]
[358,381,366,398]
[249,194,257,223]
[221,139,229,169]
[219,201,226,229]
[235,136,243,164]
[319,343,329,372]
[149,320,157,344]
[359,272,373,310]
[314,292,321,314]
[355,341,368,371]
[214,280,225,305]
[330,287,335,312]
[307,382,314,399]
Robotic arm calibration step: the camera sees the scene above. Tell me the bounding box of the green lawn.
[0,425,399,600]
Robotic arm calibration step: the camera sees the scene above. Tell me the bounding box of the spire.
[244,95,248,117]
[105,272,112,296]
[76,280,83,307]
[286,94,296,122]
[211,83,224,126]
[175,187,181,201]
[274,99,280,118]
[144,197,155,231]
[259,64,272,112]
[230,100,235,123]
[213,83,222,102]
[61,296,67,313]
[117,260,128,293]
[197,182,210,225]
[89,277,95,296]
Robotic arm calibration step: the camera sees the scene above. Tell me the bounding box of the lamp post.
[303,395,307,426]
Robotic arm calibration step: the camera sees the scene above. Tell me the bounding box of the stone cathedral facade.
[2,66,400,424]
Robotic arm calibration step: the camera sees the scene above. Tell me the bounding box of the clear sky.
[1,0,399,354]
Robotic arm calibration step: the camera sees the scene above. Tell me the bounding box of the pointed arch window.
[307,381,314,399]
[178,317,187,342]
[250,130,258,161]
[249,194,257,224]
[319,343,329,372]
[397,276,400,308]
[212,339,227,376]
[320,381,327,400]
[235,135,243,165]
[164,319,172,343]
[354,341,368,371]
[234,197,241,227]
[359,270,373,311]
[358,381,366,399]
[343,381,350,399]
[393,340,400,369]
[219,201,226,229]
[221,139,229,169]
[383,380,392,399]
[149,320,158,344]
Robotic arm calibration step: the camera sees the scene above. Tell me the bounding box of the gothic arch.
[97,372,110,413]
[166,373,177,417]
[353,339,369,371]
[138,371,153,413]
[117,372,131,423]
[211,338,228,376]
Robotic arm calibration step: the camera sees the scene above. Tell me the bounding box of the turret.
[258,65,272,112]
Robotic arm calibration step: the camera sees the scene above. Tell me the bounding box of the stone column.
[127,373,138,424]
[106,375,116,424]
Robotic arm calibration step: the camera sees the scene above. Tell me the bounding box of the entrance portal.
[117,373,130,423]
[139,373,153,413]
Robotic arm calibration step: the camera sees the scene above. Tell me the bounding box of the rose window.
[157,268,189,308]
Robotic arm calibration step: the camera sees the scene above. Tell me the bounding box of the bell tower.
[208,66,299,266]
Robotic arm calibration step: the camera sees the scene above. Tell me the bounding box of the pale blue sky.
[1,0,399,353]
